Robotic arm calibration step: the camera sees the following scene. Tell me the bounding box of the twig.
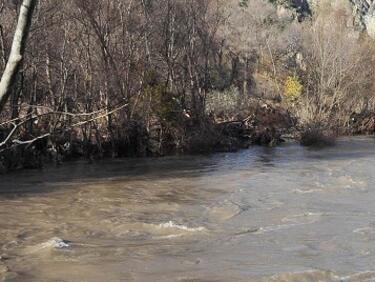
[0,113,33,126]
[71,103,128,127]
[24,104,108,117]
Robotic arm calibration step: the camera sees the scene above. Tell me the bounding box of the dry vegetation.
[0,0,374,171]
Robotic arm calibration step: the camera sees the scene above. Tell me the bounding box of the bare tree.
[0,0,36,113]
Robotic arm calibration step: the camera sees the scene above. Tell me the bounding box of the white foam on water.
[41,238,70,249]
[154,234,183,239]
[255,213,323,234]
[157,221,206,232]
[336,271,375,281]
[23,238,70,255]
[353,227,375,235]
[38,238,70,250]
[336,175,367,190]
[255,223,300,234]
[293,188,324,194]
[260,270,375,282]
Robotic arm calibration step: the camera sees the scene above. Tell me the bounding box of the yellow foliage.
[284,75,302,102]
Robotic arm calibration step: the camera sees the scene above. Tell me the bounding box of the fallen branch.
[0,102,129,148]
[12,133,50,145]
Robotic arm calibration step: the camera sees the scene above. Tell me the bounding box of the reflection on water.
[0,137,375,281]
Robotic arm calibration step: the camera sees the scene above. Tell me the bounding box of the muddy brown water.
[1,137,375,282]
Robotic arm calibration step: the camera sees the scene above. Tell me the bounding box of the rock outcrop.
[350,0,375,36]
[277,0,375,37]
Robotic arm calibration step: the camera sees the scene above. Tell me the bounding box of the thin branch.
[12,133,50,145]
[72,103,128,127]
[0,113,32,126]
[0,103,129,148]
[24,104,109,117]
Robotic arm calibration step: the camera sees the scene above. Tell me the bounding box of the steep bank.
[2,98,373,174]
[0,100,295,173]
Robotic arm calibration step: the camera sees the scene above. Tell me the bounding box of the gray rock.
[41,237,71,249]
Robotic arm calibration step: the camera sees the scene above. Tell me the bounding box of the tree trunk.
[0,0,37,113]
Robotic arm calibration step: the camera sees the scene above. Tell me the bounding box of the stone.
[41,237,71,249]
[364,13,375,36]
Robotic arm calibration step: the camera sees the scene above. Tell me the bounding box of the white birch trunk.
[0,0,37,113]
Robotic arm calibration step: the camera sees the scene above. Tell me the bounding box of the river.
[1,137,375,281]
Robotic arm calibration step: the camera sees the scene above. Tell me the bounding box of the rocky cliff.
[350,0,375,36]
[276,0,375,37]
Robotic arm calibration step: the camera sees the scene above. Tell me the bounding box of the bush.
[300,126,336,147]
[144,84,182,123]
[283,75,302,103]
[205,86,248,121]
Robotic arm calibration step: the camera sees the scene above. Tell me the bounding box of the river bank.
[0,99,291,172]
[1,100,374,174]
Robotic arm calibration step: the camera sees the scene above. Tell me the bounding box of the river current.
[1,137,375,281]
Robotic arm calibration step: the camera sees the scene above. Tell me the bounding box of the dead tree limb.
[0,102,129,148]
